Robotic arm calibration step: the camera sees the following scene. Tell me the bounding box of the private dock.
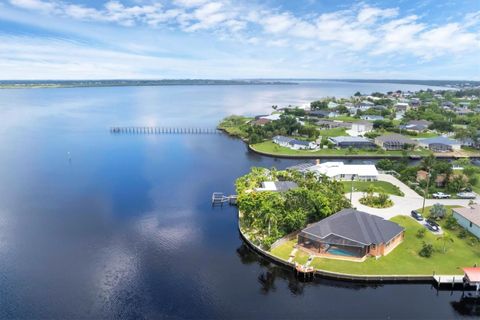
[110,127,220,134]
[211,192,237,206]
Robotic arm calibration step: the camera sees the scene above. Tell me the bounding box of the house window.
[470,222,473,228]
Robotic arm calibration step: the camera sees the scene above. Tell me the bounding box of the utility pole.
[422,171,430,214]
[350,175,355,205]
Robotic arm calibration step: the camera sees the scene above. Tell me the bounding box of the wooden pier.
[211,192,237,206]
[110,127,220,134]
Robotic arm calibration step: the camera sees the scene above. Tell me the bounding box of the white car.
[432,192,451,199]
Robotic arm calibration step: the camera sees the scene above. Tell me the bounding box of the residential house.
[416,170,446,187]
[259,114,281,121]
[327,101,338,109]
[255,181,298,192]
[453,205,480,239]
[272,136,317,150]
[250,118,271,126]
[442,101,455,109]
[297,208,404,260]
[375,134,417,150]
[394,102,409,112]
[316,120,353,129]
[399,120,432,132]
[309,110,339,118]
[347,120,373,136]
[360,115,384,121]
[288,161,379,181]
[328,136,376,149]
[418,137,461,152]
[409,98,421,108]
[455,108,473,116]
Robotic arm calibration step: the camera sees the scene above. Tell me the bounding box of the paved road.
[349,174,479,220]
[350,192,476,220]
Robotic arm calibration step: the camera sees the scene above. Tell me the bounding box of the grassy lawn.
[341,181,404,196]
[217,116,252,139]
[270,210,480,275]
[251,141,431,157]
[318,127,347,137]
[413,132,439,138]
[332,115,362,122]
[472,173,480,194]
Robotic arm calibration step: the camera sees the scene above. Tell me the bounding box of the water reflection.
[451,293,480,316]
[236,241,383,297]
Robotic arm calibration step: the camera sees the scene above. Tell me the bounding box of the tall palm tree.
[421,154,436,214]
[437,233,454,253]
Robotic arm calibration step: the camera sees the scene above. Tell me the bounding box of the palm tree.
[437,233,454,253]
[421,154,436,214]
[263,208,277,237]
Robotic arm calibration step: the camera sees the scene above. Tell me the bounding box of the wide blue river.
[0,81,474,318]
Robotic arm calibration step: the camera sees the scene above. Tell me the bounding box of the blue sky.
[0,0,479,80]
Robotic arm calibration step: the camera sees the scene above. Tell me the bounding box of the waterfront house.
[272,135,317,150]
[394,102,409,112]
[360,115,384,121]
[418,136,461,152]
[375,134,417,150]
[453,205,480,239]
[260,114,281,121]
[399,120,432,132]
[255,181,298,192]
[328,136,376,149]
[327,101,338,109]
[250,118,271,126]
[316,120,353,129]
[288,161,378,181]
[347,120,373,136]
[309,110,339,118]
[297,209,404,260]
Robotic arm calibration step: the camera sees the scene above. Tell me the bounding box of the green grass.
[251,141,431,157]
[332,115,362,122]
[318,127,347,137]
[270,211,480,275]
[217,116,252,139]
[341,181,404,196]
[472,173,480,194]
[413,132,439,138]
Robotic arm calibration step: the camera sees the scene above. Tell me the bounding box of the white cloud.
[2,0,480,79]
[357,6,398,24]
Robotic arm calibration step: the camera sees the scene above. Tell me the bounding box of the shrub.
[458,229,468,239]
[430,203,446,220]
[444,214,458,230]
[419,242,433,258]
[416,228,426,239]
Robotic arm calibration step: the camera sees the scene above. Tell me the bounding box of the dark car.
[426,219,440,232]
[411,210,424,221]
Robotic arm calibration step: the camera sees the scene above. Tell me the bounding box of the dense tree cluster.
[236,167,350,249]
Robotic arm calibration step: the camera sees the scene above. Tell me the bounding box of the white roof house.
[260,114,281,121]
[288,161,378,181]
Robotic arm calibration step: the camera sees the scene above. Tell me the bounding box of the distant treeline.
[0,79,297,89]
[327,79,480,87]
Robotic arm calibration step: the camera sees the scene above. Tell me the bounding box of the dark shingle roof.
[300,208,404,246]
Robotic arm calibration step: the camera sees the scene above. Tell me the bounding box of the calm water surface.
[0,82,475,319]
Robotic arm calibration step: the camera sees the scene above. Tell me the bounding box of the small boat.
[409,155,422,160]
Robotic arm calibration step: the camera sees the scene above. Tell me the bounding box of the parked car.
[411,210,424,221]
[457,192,477,199]
[425,219,440,232]
[432,192,451,199]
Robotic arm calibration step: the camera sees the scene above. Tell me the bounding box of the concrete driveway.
[348,174,479,220]
[349,192,475,220]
